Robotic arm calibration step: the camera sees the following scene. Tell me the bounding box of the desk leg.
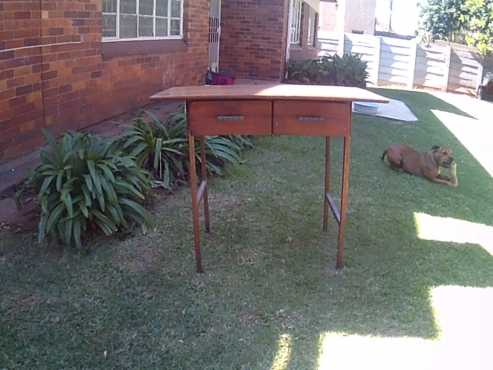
[323,137,331,232]
[200,137,210,233]
[188,132,204,273]
[336,135,351,269]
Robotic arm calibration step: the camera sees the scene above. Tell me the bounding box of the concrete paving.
[428,91,493,178]
[353,98,418,122]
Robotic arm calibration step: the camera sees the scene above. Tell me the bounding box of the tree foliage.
[420,0,466,42]
[463,0,493,55]
[420,0,493,55]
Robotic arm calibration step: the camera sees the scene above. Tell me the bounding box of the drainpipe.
[389,0,393,33]
[39,0,47,130]
[285,0,293,79]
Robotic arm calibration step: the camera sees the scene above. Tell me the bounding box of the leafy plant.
[226,135,255,150]
[24,131,151,248]
[120,110,187,190]
[331,54,368,87]
[166,109,256,176]
[199,135,242,175]
[121,108,255,184]
[287,58,327,83]
[286,54,368,87]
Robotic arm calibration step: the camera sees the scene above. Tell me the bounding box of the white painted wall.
[343,0,376,34]
[375,0,419,36]
[320,0,376,35]
[319,1,337,32]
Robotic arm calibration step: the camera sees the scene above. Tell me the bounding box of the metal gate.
[208,0,221,72]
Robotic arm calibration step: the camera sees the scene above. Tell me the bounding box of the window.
[290,0,302,45]
[307,9,317,46]
[102,0,183,41]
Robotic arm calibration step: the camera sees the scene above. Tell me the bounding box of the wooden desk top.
[150,84,389,103]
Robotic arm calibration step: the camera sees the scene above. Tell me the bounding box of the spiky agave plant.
[26,130,151,248]
[332,54,368,87]
[166,108,254,176]
[286,54,368,87]
[120,110,188,190]
[122,107,255,184]
[287,58,325,83]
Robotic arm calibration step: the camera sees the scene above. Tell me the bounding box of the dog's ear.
[431,145,440,151]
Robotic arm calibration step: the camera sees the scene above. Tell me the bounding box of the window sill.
[289,45,319,50]
[102,39,187,60]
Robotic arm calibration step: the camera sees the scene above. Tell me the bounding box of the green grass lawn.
[1,89,492,369]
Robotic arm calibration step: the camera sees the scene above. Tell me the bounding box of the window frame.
[290,0,302,46]
[306,8,317,47]
[102,0,184,42]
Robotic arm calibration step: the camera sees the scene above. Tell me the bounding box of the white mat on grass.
[353,99,418,122]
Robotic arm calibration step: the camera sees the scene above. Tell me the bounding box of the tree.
[463,0,493,55]
[420,0,493,55]
[420,0,467,42]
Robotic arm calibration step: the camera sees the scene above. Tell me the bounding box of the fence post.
[442,44,452,91]
[476,61,484,95]
[373,36,381,86]
[408,39,417,89]
[338,32,345,56]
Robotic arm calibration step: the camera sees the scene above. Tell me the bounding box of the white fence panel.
[318,31,339,56]
[448,45,483,91]
[316,32,484,94]
[414,43,449,89]
[379,37,413,87]
[344,33,379,84]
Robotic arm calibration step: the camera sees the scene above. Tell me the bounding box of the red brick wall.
[0,0,209,161]
[219,0,289,80]
[0,0,45,159]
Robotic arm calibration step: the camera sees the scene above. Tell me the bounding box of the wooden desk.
[151,84,388,273]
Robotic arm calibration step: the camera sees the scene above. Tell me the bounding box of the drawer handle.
[217,115,245,122]
[297,115,325,122]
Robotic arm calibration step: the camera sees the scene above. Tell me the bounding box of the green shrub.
[121,108,255,187]
[164,108,255,176]
[286,54,368,87]
[287,58,329,83]
[163,108,249,177]
[332,54,369,87]
[17,107,254,249]
[26,131,151,248]
[120,110,188,190]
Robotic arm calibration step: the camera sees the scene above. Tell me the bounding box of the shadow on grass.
[372,88,476,121]
[0,90,492,369]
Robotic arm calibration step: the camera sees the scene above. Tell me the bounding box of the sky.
[375,0,421,36]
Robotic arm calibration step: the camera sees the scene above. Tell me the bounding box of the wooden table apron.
[150,85,388,273]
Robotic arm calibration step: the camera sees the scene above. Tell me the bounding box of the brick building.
[0,0,320,160]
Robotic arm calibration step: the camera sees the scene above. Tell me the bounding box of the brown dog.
[381,144,458,187]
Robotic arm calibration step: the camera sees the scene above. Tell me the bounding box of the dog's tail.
[381,149,388,161]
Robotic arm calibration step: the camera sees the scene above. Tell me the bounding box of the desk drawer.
[189,100,272,135]
[273,101,350,136]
